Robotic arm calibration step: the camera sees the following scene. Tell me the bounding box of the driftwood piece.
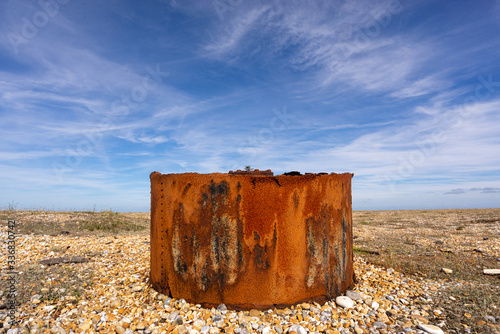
[39,256,89,266]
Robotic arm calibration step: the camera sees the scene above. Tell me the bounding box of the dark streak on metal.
[274,177,282,187]
[342,216,347,282]
[253,244,271,270]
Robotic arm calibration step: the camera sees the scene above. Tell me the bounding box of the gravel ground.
[1,209,498,334]
[0,233,483,334]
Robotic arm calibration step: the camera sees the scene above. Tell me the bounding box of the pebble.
[336,296,354,308]
[30,294,42,302]
[262,326,272,334]
[249,309,261,317]
[483,268,500,275]
[115,326,125,334]
[51,327,66,334]
[193,319,206,328]
[373,321,387,329]
[212,314,224,323]
[131,285,143,292]
[169,311,180,321]
[287,324,307,334]
[483,315,496,323]
[371,301,379,311]
[346,290,362,301]
[217,304,227,314]
[417,323,445,334]
[441,268,453,274]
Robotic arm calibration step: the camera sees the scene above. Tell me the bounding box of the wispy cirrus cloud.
[445,187,500,195]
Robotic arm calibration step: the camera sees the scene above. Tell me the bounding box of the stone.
[200,326,210,334]
[336,296,354,309]
[249,309,261,317]
[346,290,362,301]
[417,316,430,324]
[441,268,453,274]
[213,314,224,323]
[262,326,272,334]
[287,324,307,334]
[378,313,390,323]
[371,301,379,311]
[483,315,496,323]
[217,304,228,314]
[31,294,42,302]
[115,326,125,334]
[321,309,332,317]
[120,317,131,328]
[131,285,143,292]
[483,269,500,275]
[193,319,206,329]
[79,322,91,331]
[50,327,66,334]
[44,305,56,312]
[403,320,412,328]
[417,323,445,334]
[372,321,387,329]
[169,311,180,321]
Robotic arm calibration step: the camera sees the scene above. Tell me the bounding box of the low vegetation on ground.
[0,208,498,332]
[353,209,500,333]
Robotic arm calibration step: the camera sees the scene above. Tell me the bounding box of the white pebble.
[417,323,445,334]
[371,301,379,311]
[336,296,354,309]
[483,269,500,275]
[287,324,307,334]
[262,326,272,334]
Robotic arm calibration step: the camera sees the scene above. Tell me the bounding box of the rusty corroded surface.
[229,169,273,176]
[150,171,354,309]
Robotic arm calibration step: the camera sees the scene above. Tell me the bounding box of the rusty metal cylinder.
[150,171,354,309]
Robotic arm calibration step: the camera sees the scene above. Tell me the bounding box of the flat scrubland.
[353,209,500,333]
[1,208,499,333]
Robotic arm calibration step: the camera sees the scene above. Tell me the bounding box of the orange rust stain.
[150,171,354,309]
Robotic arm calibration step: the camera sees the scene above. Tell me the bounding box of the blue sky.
[1,0,500,212]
